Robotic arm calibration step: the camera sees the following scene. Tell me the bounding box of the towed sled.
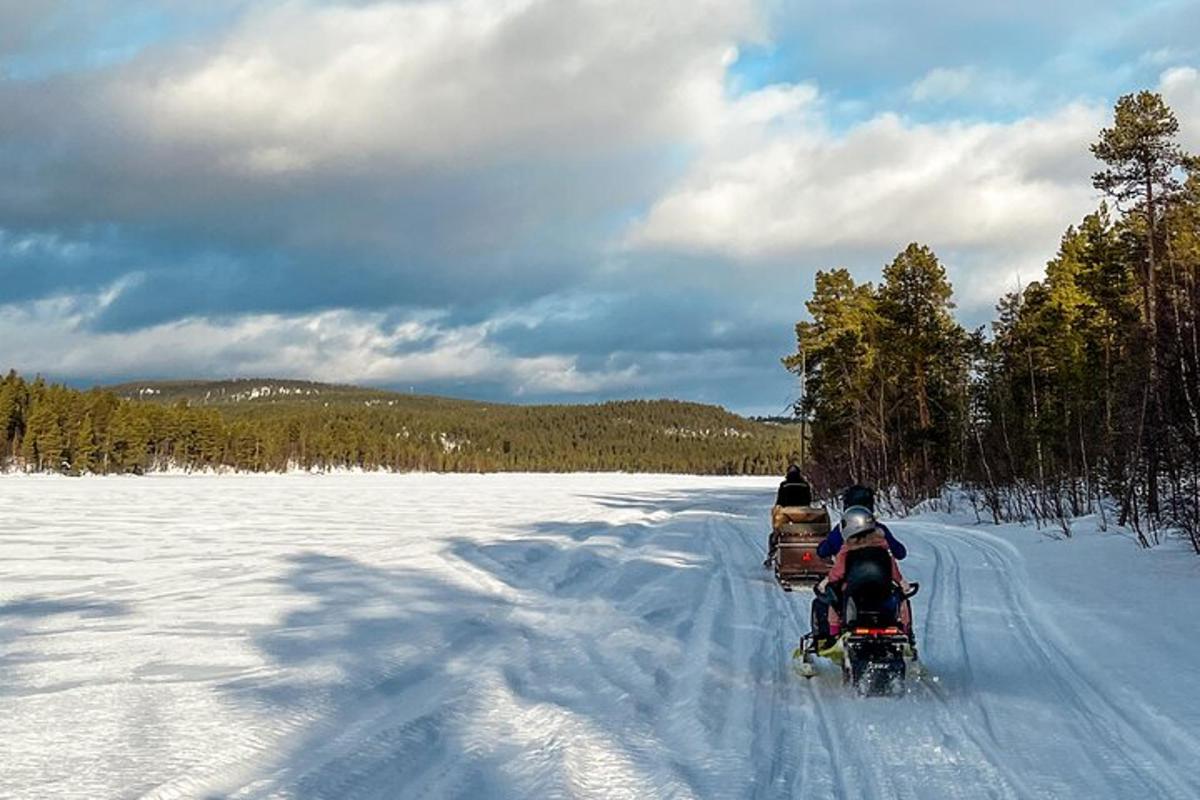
[794,548,922,696]
[768,505,832,591]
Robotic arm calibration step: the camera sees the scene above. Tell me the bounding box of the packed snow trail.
[2,475,1200,799]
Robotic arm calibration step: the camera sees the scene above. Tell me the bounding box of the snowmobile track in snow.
[3,474,1200,799]
[933,526,1200,799]
[910,523,1200,800]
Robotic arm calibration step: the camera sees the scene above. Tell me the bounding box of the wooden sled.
[769,505,832,591]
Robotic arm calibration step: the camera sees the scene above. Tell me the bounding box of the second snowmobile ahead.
[796,546,921,695]
[767,504,832,591]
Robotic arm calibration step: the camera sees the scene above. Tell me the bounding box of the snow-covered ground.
[2,473,1199,799]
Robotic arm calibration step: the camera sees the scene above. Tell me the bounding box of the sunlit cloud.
[1,0,1199,412]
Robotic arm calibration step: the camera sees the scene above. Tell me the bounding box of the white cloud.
[111,0,762,173]
[1160,66,1200,150]
[626,64,1200,314]
[0,296,640,396]
[629,94,1102,256]
[624,77,1127,313]
[906,65,1035,108]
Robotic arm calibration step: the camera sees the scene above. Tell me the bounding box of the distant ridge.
[3,371,801,475]
[108,378,748,418]
[74,376,803,474]
[109,378,413,405]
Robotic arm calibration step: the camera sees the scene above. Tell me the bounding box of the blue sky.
[1,0,1199,415]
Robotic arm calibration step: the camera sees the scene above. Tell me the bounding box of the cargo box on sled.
[770,505,832,590]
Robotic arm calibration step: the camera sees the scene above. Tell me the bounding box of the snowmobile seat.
[843,546,896,610]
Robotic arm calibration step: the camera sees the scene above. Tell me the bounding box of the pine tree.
[0,372,22,462]
[783,268,880,489]
[71,415,98,475]
[1092,91,1187,514]
[23,403,64,472]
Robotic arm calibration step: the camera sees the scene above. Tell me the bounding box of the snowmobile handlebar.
[902,582,920,598]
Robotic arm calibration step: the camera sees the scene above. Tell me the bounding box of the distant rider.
[816,484,906,560]
[764,465,813,566]
[776,464,812,506]
[811,506,912,650]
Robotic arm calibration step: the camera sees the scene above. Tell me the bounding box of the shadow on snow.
[214,483,783,798]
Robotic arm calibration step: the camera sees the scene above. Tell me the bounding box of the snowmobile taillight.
[853,627,903,636]
[801,552,812,562]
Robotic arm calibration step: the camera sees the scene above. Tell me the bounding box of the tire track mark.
[712,514,806,799]
[912,531,1041,800]
[946,528,1200,799]
[729,518,852,800]
[736,523,860,800]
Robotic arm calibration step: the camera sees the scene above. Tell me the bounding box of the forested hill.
[1,373,802,475]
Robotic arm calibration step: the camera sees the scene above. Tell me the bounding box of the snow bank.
[2,474,1198,798]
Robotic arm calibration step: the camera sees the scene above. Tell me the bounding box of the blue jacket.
[817,521,907,560]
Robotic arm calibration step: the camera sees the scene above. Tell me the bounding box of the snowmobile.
[794,547,921,695]
[767,505,833,591]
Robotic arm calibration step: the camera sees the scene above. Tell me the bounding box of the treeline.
[784,245,971,503]
[787,91,1200,552]
[0,374,800,475]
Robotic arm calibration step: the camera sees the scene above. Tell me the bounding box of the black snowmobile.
[795,546,921,696]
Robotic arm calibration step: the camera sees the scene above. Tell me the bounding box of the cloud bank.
[2,0,1199,412]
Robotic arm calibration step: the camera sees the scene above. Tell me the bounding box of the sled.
[769,505,832,590]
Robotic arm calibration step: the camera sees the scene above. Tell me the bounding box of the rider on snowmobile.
[816,484,907,560]
[764,465,814,566]
[811,506,911,649]
[775,464,812,506]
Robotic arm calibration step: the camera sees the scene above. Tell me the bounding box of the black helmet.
[841,484,875,513]
[785,464,802,482]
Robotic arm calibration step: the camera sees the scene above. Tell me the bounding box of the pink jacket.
[826,530,906,588]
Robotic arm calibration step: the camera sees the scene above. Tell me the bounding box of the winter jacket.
[821,531,910,631]
[817,521,906,560]
[825,530,906,588]
[775,479,812,507]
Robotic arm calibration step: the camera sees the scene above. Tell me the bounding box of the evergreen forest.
[787,90,1200,551]
[0,376,801,476]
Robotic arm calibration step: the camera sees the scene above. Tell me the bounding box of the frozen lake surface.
[2,473,1200,799]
